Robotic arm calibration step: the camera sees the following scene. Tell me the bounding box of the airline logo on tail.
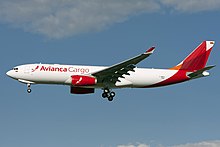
[170,41,214,72]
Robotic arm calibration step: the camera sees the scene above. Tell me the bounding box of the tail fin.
[170,41,215,71]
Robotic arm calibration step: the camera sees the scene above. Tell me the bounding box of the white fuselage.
[6,63,184,89]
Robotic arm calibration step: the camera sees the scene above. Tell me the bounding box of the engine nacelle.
[70,86,95,94]
[71,75,97,86]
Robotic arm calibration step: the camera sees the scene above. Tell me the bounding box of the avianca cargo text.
[32,65,90,74]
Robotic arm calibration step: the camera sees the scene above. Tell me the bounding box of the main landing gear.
[102,88,115,101]
[27,83,32,93]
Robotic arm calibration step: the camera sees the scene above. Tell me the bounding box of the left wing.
[92,47,155,84]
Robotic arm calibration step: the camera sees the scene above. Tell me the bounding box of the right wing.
[92,47,155,84]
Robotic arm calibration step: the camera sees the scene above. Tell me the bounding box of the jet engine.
[71,75,97,86]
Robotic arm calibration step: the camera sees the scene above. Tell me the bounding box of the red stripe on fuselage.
[145,70,189,88]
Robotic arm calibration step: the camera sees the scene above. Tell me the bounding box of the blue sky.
[0,1,220,147]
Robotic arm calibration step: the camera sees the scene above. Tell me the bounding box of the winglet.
[145,46,155,54]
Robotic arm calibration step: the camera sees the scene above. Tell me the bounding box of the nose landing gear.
[27,83,31,93]
[102,88,115,101]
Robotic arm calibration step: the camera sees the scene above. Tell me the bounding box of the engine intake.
[71,75,97,86]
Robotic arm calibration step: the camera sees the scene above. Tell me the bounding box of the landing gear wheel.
[27,89,31,93]
[102,88,115,101]
[104,88,109,93]
[108,96,113,101]
[27,83,31,93]
[102,92,108,98]
[110,91,115,97]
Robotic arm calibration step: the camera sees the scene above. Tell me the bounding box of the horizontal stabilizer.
[187,65,215,79]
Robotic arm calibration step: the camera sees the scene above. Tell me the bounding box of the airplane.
[6,41,215,101]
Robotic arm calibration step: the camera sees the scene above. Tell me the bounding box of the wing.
[92,47,155,85]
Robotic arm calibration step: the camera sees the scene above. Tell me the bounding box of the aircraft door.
[24,66,32,74]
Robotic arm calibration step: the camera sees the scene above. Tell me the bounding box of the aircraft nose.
[6,70,13,78]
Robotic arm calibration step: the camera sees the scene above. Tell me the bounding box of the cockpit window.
[13,68,18,70]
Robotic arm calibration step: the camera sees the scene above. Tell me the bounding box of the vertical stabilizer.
[170,41,214,71]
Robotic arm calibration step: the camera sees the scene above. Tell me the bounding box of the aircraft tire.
[102,93,108,98]
[108,96,113,101]
[110,91,115,97]
[27,89,31,93]
[104,88,109,93]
